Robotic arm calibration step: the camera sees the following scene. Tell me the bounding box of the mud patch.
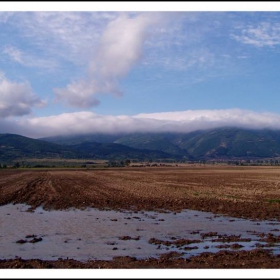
[0,204,279,262]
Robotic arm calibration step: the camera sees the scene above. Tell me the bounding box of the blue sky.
[1,3,280,138]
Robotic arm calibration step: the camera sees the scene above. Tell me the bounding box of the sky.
[1,2,280,138]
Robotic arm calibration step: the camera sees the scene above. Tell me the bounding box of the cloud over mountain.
[1,109,280,138]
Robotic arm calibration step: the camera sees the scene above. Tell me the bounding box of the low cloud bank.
[1,109,280,139]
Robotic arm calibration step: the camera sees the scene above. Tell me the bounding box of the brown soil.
[1,166,280,220]
[1,249,280,268]
[1,166,280,269]
[149,237,202,247]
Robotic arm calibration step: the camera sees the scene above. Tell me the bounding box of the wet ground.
[1,204,279,263]
[1,167,280,268]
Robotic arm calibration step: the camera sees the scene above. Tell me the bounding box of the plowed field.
[1,166,280,220]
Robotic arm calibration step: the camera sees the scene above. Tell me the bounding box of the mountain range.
[1,127,280,164]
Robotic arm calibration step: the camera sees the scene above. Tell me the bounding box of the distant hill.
[2,128,280,164]
[169,128,280,159]
[41,133,193,159]
[43,134,121,145]
[0,134,78,163]
[113,133,191,157]
[42,127,280,160]
[0,134,179,164]
[72,142,180,161]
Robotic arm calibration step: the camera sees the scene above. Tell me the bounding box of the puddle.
[0,204,279,261]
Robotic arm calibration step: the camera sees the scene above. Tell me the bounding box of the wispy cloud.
[3,46,58,69]
[0,72,46,118]
[232,22,280,47]
[0,12,249,88]
[0,12,13,23]
[3,46,23,63]
[144,48,216,72]
[9,12,115,64]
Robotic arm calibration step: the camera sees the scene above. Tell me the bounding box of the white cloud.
[3,109,280,138]
[232,22,280,47]
[135,109,280,129]
[54,13,166,108]
[54,79,100,108]
[91,13,162,78]
[0,74,46,118]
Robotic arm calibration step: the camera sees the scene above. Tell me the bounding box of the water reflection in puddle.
[0,204,279,261]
